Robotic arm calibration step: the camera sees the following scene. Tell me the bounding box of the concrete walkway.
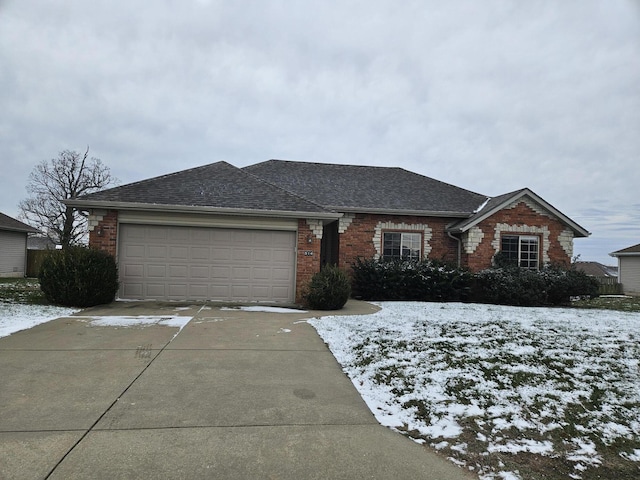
[0,300,475,479]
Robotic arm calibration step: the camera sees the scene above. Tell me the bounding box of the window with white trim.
[501,235,539,269]
[383,232,421,261]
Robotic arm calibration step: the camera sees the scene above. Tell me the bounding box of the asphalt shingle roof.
[611,243,640,256]
[244,160,488,215]
[0,212,39,233]
[75,161,330,214]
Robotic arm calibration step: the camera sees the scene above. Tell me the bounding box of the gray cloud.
[1,0,638,264]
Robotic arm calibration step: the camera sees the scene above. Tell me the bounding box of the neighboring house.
[610,243,640,295]
[574,261,618,278]
[0,212,39,278]
[66,160,590,303]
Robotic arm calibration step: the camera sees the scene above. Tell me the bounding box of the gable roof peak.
[448,187,590,238]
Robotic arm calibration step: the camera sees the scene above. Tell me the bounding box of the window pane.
[383,232,421,261]
[401,233,421,261]
[383,232,401,259]
[520,237,539,269]
[501,236,519,261]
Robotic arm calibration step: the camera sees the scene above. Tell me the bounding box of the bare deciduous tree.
[19,147,117,248]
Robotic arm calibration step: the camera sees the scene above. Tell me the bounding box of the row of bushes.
[348,258,599,307]
[305,258,599,309]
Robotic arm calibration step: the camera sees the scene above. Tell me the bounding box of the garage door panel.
[119,225,295,302]
[146,284,166,298]
[232,267,251,281]
[212,266,231,279]
[231,285,250,300]
[147,265,166,278]
[123,283,143,297]
[189,284,209,298]
[253,267,271,280]
[125,245,145,258]
[169,246,189,260]
[148,228,168,241]
[148,246,167,259]
[253,248,272,262]
[191,247,210,261]
[233,231,253,243]
[169,265,188,278]
[190,265,210,278]
[211,285,230,298]
[273,249,293,262]
[233,249,252,262]
[168,284,187,298]
[124,264,144,278]
[212,247,232,261]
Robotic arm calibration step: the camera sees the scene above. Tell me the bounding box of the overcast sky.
[1,0,638,264]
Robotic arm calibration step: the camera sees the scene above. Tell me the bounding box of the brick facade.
[88,209,118,257]
[86,202,575,303]
[461,201,573,272]
[295,219,322,303]
[336,213,459,271]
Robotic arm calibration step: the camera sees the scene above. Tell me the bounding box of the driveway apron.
[0,301,474,480]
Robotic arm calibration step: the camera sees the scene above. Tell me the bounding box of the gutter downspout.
[447,231,462,268]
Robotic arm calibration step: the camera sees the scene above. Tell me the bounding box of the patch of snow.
[620,449,640,461]
[278,328,292,333]
[221,306,308,313]
[474,197,491,213]
[0,303,79,338]
[309,301,640,480]
[80,315,189,329]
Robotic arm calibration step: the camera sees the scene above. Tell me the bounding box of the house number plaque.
[303,251,314,256]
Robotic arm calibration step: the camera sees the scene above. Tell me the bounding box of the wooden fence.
[26,250,49,278]
[595,276,622,295]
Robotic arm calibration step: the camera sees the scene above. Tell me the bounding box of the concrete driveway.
[0,300,474,479]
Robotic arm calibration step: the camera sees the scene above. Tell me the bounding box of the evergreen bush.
[351,257,598,307]
[351,258,471,302]
[471,263,600,307]
[304,264,351,310]
[39,246,119,307]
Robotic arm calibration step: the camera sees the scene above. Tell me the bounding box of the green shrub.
[39,246,119,307]
[304,265,351,310]
[351,258,472,302]
[471,266,547,306]
[471,263,600,307]
[542,264,600,304]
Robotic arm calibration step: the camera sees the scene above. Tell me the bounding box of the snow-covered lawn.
[0,302,79,338]
[309,302,640,480]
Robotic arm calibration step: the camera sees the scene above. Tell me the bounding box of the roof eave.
[0,226,40,234]
[64,199,341,220]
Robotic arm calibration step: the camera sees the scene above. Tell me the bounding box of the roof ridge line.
[242,166,336,214]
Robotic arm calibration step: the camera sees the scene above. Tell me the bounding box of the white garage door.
[118,224,296,303]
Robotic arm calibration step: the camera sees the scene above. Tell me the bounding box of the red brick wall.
[295,219,321,303]
[465,201,572,272]
[337,213,459,271]
[88,210,118,257]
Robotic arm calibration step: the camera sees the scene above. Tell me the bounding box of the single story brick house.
[0,212,39,278]
[66,160,589,304]
[610,243,640,295]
